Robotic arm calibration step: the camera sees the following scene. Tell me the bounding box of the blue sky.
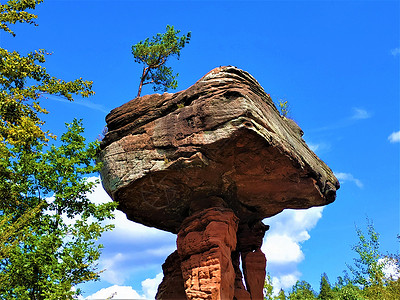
[2,0,399,298]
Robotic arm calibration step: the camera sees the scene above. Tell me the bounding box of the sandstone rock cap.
[100,66,339,233]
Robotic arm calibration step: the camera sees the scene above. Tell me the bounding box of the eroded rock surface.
[99,66,340,300]
[156,251,186,300]
[177,207,238,300]
[100,66,339,233]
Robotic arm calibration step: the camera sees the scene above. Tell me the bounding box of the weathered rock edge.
[99,66,340,233]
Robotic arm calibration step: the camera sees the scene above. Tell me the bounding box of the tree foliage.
[0,1,116,298]
[276,289,287,300]
[278,100,289,117]
[0,0,43,36]
[264,221,400,300]
[131,24,191,97]
[347,219,384,288]
[288,281,316,300]
[317,273,334,300]
[0,120,117,299]
[264,273,275,300]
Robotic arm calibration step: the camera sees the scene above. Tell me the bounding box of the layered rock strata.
[99,66,340,300]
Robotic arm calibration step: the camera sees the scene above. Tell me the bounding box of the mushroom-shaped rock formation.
[99,66,339,300]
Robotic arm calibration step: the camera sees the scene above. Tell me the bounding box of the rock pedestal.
[99,66,340,300]
[241,250,267,300]
[156,204,267,300]
[177,207,238,300]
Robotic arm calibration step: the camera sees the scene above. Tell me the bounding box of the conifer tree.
[317,273,334,300]
[131,25,191,97]
[288,280,316,300]
[276,289,287,300]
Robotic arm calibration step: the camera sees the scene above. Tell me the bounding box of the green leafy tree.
[280,221,399,300]
[264,275,289,300]
[385,274,400,299]
[0,204,42,261]
[264,273,274,299]
[0,1,116,298]
[332,281,364,300]
[288,280,316,300]
[264,275,288,300]
[347,220,385,288]
[346,221,400,299]
[0,120,117,299]
[131,24,191,97]
[332,221,399,299]
[0,0,43,36]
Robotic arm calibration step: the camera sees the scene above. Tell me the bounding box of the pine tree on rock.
[131,25,191,97]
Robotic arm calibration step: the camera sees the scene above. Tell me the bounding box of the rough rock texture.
[99,66,340,300]
[242,250,267,300]
[100,66,339,234]
[232,251,251,300]
[156,251,186,300]
[234,221,268,300]
[177,207,238,300]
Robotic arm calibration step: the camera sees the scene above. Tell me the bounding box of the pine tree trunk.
[137,66,148,98]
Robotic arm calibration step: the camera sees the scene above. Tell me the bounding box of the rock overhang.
[99,66,340,233]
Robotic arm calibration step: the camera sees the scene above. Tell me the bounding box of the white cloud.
[264,235,304,264]
[85,285,145,299]
[43,94,109,114]
[308,107,371,134]
[146,245,177,257]
[308,143,319,152]
[99,253,128,285]
[86,176,112,205]
[75,177,175,296]
[141,273,163,299]
[304,139,331,155]
[84,273,164,300]
[107,210,175,241]
[388,130,400,143]
[334,172,363,188]
[391,48,400,56]
[379,258,400,280]
[262,207,324,293]
[271,272,301,292]
[83,180,325,297]
[85,178,176,242]
[351,108,371,120]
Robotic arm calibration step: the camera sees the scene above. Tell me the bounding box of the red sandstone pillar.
[236,221,269,300]
[177,207,239,300]
[242,249,267,300]
[232,251,251,300]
